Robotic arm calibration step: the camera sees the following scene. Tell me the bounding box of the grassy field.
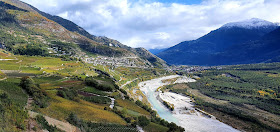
[189,65,280,115]
[166,63,280,132]
[83,86,108,96]
[0,70,5,79]
[115,99,150,116]
[143,122,169,132]
[0,78,28,108]
[30,75,127,125]
[0,49,175,131]
[38,92,126,125]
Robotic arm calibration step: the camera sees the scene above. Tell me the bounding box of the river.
[139,75,239,132]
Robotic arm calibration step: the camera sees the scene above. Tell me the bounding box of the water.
[146,87,178,124]
[139,75,239,132]
[139,75,180,123]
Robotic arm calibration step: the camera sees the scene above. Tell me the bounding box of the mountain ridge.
[157,18,279,66]
[0,0,167,68]
[221,18,278,29]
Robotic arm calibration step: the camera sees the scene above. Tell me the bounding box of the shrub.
[83,96,111,104]
[137,116,150,127]
[120,89,127,95]
[14,44,48,56]
[57,89,78,100]
[85,76,114,91]
[0,91,28,131]
[36,115,61,132]
[85,77,98,87]
[163,101,174,111]
[20,77,49,108]
[167,122,185,132]
[97,84,113,91]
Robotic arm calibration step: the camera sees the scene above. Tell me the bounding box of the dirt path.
[25,97,79,132]
[0,59,17,61]
[29,111,79,132]
[25,97,34,110]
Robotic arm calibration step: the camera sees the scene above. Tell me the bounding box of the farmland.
[0,49,173,131]
[162,63,280,132]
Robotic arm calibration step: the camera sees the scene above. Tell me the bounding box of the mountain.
[210,27,280,65]
[157,18,279,65]
[25,2,167,67]
[0,0,167,68]
[149,48,168,55]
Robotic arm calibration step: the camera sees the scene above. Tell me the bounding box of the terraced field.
[0,49,174,131]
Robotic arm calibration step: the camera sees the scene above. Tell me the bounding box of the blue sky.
[22,0,280,49]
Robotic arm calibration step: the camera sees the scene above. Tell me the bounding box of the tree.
[167,122,185,132]
[137,116,150,127]
[20,76,49,108]
[85,77,98,87]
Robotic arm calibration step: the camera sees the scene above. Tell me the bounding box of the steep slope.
[0,0,167,67]
[27,4,128,48]
[149,48,168,55]
[157,18,279,65]
[210,27,280,65]
[0,0,127,57]
[24,1,166,67]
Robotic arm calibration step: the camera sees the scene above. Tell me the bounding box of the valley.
[138,75,238,132]
[0,0,279,132]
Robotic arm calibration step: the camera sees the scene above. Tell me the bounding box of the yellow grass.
[267,74,280,78]
[40,83,60,90]
[39,91,126,125]
[258,90,270,96]
[116,99,150,116]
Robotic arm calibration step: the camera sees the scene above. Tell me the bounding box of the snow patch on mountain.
[222,18,278,29]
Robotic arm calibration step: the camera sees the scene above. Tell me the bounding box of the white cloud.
[21,0,280,49]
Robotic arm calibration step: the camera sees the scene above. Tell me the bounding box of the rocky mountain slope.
[0,0,167,68]
[157,18,279,65]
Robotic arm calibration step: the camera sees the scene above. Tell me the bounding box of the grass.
[115,99,150,116]
[0,78,28,108]
[83,86,108,96]
[0,70,5,79]
[116,106,142,117]
[33,76,64,84]
[83,96,111,104]
[38,92,126,125]
[0,49,175,129]
[143,122,169,132]
[168,63,280,131]
[20,66,43,74]
[0,60,21,70]
[29,75,126,125]
[37,77,83,91]
[95,65,122,81]
[189,68,280,115]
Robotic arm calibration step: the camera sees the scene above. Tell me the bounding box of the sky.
[21,0,280,49]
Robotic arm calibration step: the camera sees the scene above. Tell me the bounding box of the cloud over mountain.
[22,0,280,49]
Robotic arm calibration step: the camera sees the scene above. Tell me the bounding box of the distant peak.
[221,18,278,29]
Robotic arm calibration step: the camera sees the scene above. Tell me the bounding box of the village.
[82,56,153,69]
